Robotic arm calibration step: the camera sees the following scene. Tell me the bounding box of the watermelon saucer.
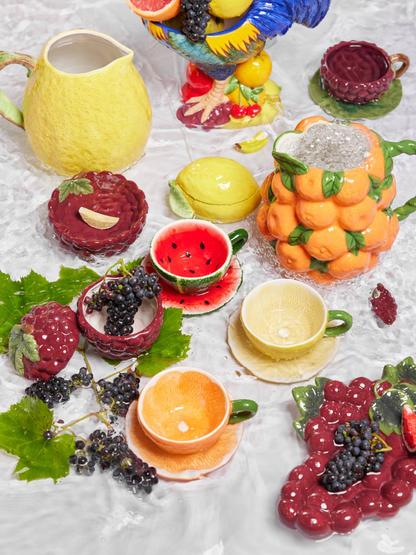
[142,254,243,316]
[125,400,243,481]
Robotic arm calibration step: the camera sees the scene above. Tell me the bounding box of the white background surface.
[1,0,416,553]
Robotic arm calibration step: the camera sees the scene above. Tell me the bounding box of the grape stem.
[77,341,109,426]
[102,257,132,283]
[102,362,134,382]
[373,433,392,453]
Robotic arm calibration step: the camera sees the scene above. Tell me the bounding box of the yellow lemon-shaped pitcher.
[0,30,152,176]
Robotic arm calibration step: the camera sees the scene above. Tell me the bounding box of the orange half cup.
[137,367,233,455]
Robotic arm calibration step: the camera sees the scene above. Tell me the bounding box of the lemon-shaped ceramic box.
[0,30,152,176]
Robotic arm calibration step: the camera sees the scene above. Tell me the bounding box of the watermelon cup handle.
[324,310,353,337]
[229,399,258,424]
[0,51,37,129]
[229,229,248,255]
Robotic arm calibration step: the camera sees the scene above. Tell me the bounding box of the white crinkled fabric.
[0,0,416,553]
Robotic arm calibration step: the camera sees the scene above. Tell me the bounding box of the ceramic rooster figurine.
[127,0,331,125]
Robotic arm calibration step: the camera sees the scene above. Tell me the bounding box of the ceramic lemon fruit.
[209,0,254,18]
[169,157,261,223]
[0,30,152,176]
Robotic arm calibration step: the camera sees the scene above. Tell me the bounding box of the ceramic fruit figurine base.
[178,59,282,130]
[257,116,416,283]
[0,30,152,176]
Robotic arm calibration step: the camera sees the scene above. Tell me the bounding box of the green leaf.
[8,325,40,375]
[225,82,239,95]
[0,397,75,482]
[251,86,264,95]
[251,94,259,103]
[322,171,344,198]
[272,151,309,175]
[0,266,100,354]
[288,224,314,247]
[396,357,416,385]
[309,258,329,274]
[383,206,395,218]
[380,142,394,176]
[239,84,252,102]
[369,389,410,435]
[58,178,93,203]
[309,69,403,120]
[368,174,393,203]
[345,231,365,256]
[168,180,193,219]
[269,240,277,250]
[267,184,276,204]
[281,171,296,192]
[135,308,191,376]
[103,358,121,367]
[292,377,330,439]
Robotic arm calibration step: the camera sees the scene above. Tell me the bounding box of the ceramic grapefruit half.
[126,0,181,21]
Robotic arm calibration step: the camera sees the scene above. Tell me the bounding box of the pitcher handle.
[394,195,416,221]
[228,229,248,255]
[382,139,416,158]
[0,51,37,129]
[389,53,410,80]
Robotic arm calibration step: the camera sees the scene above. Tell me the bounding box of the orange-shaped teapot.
[257,116,416,283]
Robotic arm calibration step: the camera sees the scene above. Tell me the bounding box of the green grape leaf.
[322,171,344,198]
[58,178,93,203]
[8,325,40,375]
[288,224,314,247]
[309,258,329,274]
[281,171,296,193]
[135,308,191,376]
[272,151,309,175]
[0,397,75,482]
[369,383,416,436]
[345,231,365,256]
[396,357,416,385]
[168,180,193,219]
[109,257,145,275]
[292,377,330,439]
[0,266,100,355]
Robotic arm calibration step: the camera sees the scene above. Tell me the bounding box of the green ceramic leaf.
[272,152,309,175]
[396,357,416,385]
[269,240,277,250]
[345,231,365,256]
[168,180,193,219]
[288,224,314,247]
[281,171,296,192]
[58,178,93,203]
[292,377,330,439]
[309,69,403,120]
[267,183,276,204]
[309,258,329,274]
[240,84,252,102]
[8,325,40,376]
[322,171,344,198]
[0,266,100,354]
[369,389,410,435]
[225,82,239,95]
[135,308,191,376]
[368,174,393,203]
[380,143,394,176]
[382,206,395,218]
[251,94,259,103]
[251,86,264,95]
[0,397,75,482]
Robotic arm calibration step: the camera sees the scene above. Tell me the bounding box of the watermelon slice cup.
[149,219,248,296]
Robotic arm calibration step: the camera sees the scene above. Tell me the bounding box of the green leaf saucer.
[309,70,403,120]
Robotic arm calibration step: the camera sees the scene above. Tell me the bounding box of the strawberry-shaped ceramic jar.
[9,302,79,381]
[48,171,148,260]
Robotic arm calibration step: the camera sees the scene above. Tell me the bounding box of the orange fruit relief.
[257,116,404,282]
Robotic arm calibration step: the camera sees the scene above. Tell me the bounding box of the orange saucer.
[125,400,243,481]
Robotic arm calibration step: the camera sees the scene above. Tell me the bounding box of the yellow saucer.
[125,401,243,481]
[228,308,340,383]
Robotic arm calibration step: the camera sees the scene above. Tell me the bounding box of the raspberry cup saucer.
[48,171,148,260]
[77,276,164,360]
[125,400,243,481]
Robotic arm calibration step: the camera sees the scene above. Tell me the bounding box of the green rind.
[168,180,194,219]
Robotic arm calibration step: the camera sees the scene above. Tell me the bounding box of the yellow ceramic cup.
[0,30,152,176]
[137,367,258,455]
[240,279,353,360]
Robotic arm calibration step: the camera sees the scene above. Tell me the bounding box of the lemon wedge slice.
[228,308,339,383]
[79,207,119,229]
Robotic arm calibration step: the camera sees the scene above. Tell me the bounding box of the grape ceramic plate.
[125,400,243,481]
[142,254,242,316]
